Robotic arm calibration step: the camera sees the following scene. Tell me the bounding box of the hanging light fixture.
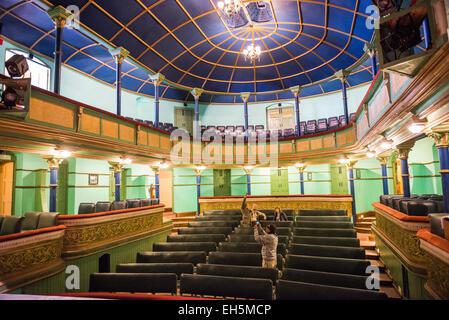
[217,0,243,16]
[243,43,261,63]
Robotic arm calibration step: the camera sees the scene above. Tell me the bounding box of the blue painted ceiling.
[0,0,376,103]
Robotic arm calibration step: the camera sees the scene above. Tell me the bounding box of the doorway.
[0,161,13,216]
[267,106,295,131]
[213,169,231,197]
[270,168,289,195]
[330,164,349,195]
[174,107,194,136]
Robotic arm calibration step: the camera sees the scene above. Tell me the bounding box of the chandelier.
[217,0,243,16]
[243,43,261,63]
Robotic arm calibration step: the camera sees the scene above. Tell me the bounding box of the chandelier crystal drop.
[243,44,261,63]
[217,0,243,16]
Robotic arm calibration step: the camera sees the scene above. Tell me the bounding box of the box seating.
[208,252,284,269]
[401,200,440,216]
[299,121,306,136]
[89,273,177,294]
[306,120,317,134]
[219,242,287,256]
[116,263,194,279]
[429,214,448,238]
[283,128,295,138]
[188,221,239,228]
[285,254,370,276]
[195,215,241,221]
[180,274,273,300]
[196,263,278,284]
[178,227,233,235]
[36,212,59,229]
[0,216,24,236]
[317,119,328,132]
[233,226,292,236]
[291,236,360,248]
[298,209,347,216]
[281,268,372,290]
[294,221,353,229]
[328,117,339,130]
[228,234,289,245]
[95,201,111,213]
[288,244,365,259]
[294,228,357,238]
[166,234,227,244]
[111,200,127,211]
[296,216,351,222]
[152,242,217,253]
[126,199,141,209]
[136,252,207,265]
[21,212,41,231]
[78,203,96,214]
[339,115,347,127]
[276,280,387,300]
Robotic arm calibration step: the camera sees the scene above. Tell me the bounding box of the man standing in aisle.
[241,192,266,227]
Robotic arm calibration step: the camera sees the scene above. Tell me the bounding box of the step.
[365,250,379,260]
[173,217,196,223]
[355,227,372,234]
[360,240,376,250]
[363,217,376,222]
[176,212,197,218]
[379,273,392,285]
[356,222,373,228]
[369,259,385,271]
[380,285,402,300]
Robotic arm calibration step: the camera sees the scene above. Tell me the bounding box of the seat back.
[228,234,289,244]
[0,216,25,236]
[140,198,151,207]
[294,221,354,229]
[339,115,347,126]
[151,199,160,205]
[218,242,287,256]
[306,120,317,134]
[288,244,365,259]
[153,242,217,253]
[429,214,448,238]
[291,236,360,248]
[195,215,241,221]
[78,203,96,215]
[300,121,306,135]
[21,212,42,231]
[126,199,141,209]
[37,212,59,229]
[111,200,128,211]
[259,221,293,228]
[403,200,437,216]
[116,263,194,279]
[233,227,292,236]
[298,209,347,216]
[203,209,241,216]
[283,128,295,137]
[178,227,233,235]
[285,254,370,275]
[166,234,226,244]
[328,117,339,129]
[95,201,111,213]
[208,251,262,266]
[136,251,207,265]
[197,263,278,284]
[188,221,239,228]
[226,126,235,132]
[89,273,177,294]
[180,274,273,300]
[294,228,357,238]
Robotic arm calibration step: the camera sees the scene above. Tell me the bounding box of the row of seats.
[78,198,160,215]
[380,194,444,216]
[125,118,178,134]
[428,214,449,239]
[0,212,59,236]
[87,208,387,299]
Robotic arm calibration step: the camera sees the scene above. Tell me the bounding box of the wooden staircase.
[171,212,196,235]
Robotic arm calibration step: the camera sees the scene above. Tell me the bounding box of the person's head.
[252,203,258,211]
[275,207,281,214]
[266,224,277,234]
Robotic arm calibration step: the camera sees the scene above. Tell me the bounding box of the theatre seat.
[428,214,448,238]
[294,228,357,238]
[402,200,438,216]
[111,200,128,211]
[196,263,278,284]
[291,236,360,248]
[116,263,194,279]
[288,244,365,259]
[126,199,141,208]
[178,227,233,235]
[166,234,226,244]
[218,242,287,256]
[140,199,151,206]
[180,274,273,300]
[188,221,239,228]
[136,251,207,265]
[152,242,217,253]
[203,209,241,216]
[37,212,59,229]
[259,221,293,228]
[228,234,289,245]
[21,212,42,231]
[296,216,351,222]
[233,227,292,236]
[295,221,353,229]
[195,215,241,222]
[299,209,347,216]
[78,203,96,215]
[281,268,372,290]
[0,216,25,236]
[151,199,160,205]
[89,273,177,294]
[95,201,111,213]
[208,252,284,269]
[276,280,387,300]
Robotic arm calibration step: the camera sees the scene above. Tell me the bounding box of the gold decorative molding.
[150,73,166,86]
[240,92,251,103]
[110,47,130,64]
[427,128,449,148]
[191,88,204,100]
[47,5,71,28]
[290,85,302,98]
[395,141,416,160]
[108,161,124,173]
[41,155,64,169]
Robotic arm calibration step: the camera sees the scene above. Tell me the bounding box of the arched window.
[4,49,51,91]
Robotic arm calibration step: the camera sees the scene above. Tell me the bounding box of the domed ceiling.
[1,0,376,103]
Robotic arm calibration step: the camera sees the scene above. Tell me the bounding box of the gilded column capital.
[194,166,206,176]
[110,47,130,64]
[376,156,388,166]
[240,92,251,103]
[150,73,166,86]
[290,86,302,98]
[395,141,415,160]
[150,166,160,175]
[47,6,71,28]
[345,160,358,170]
[191,88,204,100]
[427,125,449,148]
[363,42,377,57]
[108,161,125,173]
[335,69,350,82]
[41,155,64,169]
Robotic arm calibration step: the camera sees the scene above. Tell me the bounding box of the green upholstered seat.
[0,216,4,231]
[296,216,351,222]
[285,254,370,276]
[218,242,287,256]
[295,221,354,229]
[36,212,59,229]
[294,227,357,238]
[291,236,360,247]
[203,210,241,216]
[152,242,217,253]
[89,273,177,294]
[136,251,207,265]
[228,234,289,245]
[21,212,42,231]
[197,263,278,284]
[0,216,25,236]
[260,221,293,228]
[276,280,387,300]
[288,244,365,259]
[195,215,241,221]
[178,227,233,235]
[233,226,292,236]
[208,252,284,269]
[116,263,194,279]
[299,209,347,216]
[166,234,226,244]
[188,221,239,228]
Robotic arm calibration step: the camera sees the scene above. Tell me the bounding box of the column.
[335,70,350,125]
[396,141,415,198]
[241,92,251,135]
[42,157,63,212]
[377,156,389,195]
[428,130,449,212]
[47,6,71,94]
[346,160,358,224]
[191,88,204,140]
[109,161,125,202]
[290,86,302,136]
[298,165,307,195]
[244,166,253,195]
[151,166,160,200]
[110,47,130,116]
[194,166,205,215]
[364,43,378,79]
[150,73,165,128]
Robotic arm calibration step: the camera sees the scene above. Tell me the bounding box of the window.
[4,49,51,91]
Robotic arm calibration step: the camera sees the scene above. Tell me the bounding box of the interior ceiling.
[0,0,376,104]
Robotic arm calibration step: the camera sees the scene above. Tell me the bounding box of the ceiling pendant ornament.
[217,0,243,17]
[243,43,261,63]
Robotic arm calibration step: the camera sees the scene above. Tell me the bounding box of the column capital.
[395,141,415,160]
[110,47,130,64]
[363,42,378,57]
[47,6,72,28]
[345,160,358,170]
[150,73,166,86]
[376,156,389,166]
[41,155,64,170]
[108,161,125,173]
[243,166,254,175]
[427,124,449,148]
[240,92,251,103]
[297,165,308,174]
[194,166,206,176]
[290,85,303,98]
[150,166,160,174]
[191,88,204,100]
[335,69,350,82]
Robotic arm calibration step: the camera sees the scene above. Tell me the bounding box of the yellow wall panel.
[296,140,309,152]
[101,119,118,139]
[280,142,293,153]
[137,130,148,145]
[323,136,335,149]
[160,136,171,150]
[81,113,100,135]
[310,138,323,150]
[30,98,74,129]
[148,133,160,148]
[120,124,135,143]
